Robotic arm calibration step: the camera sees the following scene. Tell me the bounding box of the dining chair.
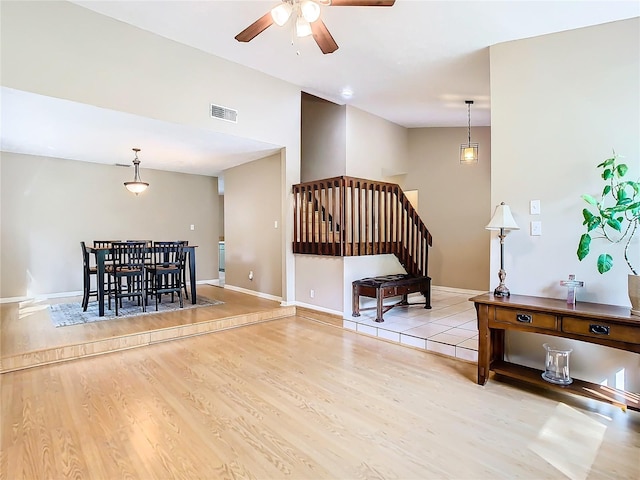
[178,240,190,300]
[147,241,184,311]
[80,241,98,311]
[107,241,147,316]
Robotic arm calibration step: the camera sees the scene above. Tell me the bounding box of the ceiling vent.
[210,103,238,123]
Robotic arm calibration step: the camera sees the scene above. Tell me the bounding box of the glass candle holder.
[542,343,573,385]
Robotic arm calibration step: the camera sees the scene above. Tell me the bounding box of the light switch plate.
[531,221,542,236]
[530,200,541,215]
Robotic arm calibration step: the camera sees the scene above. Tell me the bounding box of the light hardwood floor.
[0,286,294,372]
[2,315,639,479]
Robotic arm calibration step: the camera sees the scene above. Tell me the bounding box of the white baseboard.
[432,285,487,296]
[0,281,216,305]
[294,301,342,317]
[0,290,83,304]
[223,284,282,303]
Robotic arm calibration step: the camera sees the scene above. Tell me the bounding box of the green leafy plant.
[577,152,640,275]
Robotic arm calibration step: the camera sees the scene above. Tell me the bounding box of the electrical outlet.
[274,220,278,229]
[190,224,195,231]
[310,289,315,298]
[249,270,254,280]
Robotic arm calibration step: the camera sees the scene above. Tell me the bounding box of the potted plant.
[577,152,640,315]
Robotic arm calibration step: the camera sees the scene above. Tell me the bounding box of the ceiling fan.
[235,0,396,54]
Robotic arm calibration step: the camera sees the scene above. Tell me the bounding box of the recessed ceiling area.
[1,87,281,177]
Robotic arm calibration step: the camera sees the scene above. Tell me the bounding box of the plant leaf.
[616,163,628,177]
[606,217,622,231]
[617,188,628,201]
[597,158,616,168]
[602,169,613,180]
[597,253,613,274]
[603,185,611,196]
[587,216,601,231]
[577,234,591,260]
[581,194,598,206]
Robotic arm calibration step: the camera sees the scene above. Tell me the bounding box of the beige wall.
[301,93,346,182]
[295,104,411,315]
[405,127,491,290]
[1,1,302,302]
[491,18,640,390]
[0,152,219,298]
[346,106,409,181]
[224,153,282,298]
[295,256,344,313]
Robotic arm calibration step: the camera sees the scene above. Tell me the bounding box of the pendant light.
[460,100,479,164]
[124,148,149,195]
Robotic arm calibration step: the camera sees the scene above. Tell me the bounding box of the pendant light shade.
[124,148,149,195]
[460,100,479,164]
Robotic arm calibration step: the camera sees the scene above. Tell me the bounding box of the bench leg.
[352,283,361,317]
[375,291,384,322]
[422,277,432,309]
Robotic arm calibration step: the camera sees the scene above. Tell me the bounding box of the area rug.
[49,296,224,327]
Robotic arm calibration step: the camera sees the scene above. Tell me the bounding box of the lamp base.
[494,283,511,297]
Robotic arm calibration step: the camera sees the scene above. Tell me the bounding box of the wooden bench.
[352,274,431,323]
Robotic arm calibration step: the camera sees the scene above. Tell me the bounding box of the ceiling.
[2,1,638,176]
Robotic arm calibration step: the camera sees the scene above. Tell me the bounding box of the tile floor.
[344,288,482,363]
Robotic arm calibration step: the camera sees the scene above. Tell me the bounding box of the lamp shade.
[296,16,312,37]
[486,202,519,230]
[271,3,293,26]
[301,0,321,22]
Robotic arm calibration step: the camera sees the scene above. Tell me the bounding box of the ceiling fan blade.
[311,19,339,54]
[329,0,395,6]
[235,11,274,43]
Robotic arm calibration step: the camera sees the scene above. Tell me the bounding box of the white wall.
[490,18,640,390]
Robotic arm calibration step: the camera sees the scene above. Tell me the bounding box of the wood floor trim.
[1,306,295,373]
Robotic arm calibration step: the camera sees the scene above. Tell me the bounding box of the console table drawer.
[494,308,558,330]
[563,317,640,344]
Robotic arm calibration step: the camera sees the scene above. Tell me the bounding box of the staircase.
[292,176,432,277]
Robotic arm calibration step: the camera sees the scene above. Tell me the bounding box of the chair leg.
[82,273,90,311]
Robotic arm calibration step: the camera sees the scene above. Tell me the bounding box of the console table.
[471,293,640,412]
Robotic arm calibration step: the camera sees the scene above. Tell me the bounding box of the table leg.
[96,250,106,317]
[476,303,490,385]
[188,247,197,304]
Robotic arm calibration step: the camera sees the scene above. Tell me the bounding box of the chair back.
[111,241,147,272]
[152,241,184,269]
[80,241,91,273]
[94,240,119,261]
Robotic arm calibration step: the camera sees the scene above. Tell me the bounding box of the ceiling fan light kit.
[235,0,396,55]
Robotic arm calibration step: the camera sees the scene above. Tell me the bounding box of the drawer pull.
[516,314,532,323]
[589,324,610,335]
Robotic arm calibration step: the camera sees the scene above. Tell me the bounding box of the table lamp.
[486,202,519,297]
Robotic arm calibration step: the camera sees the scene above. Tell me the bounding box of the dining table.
[88,244,198,316]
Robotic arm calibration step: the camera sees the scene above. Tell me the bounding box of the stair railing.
[292,176,432,277]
